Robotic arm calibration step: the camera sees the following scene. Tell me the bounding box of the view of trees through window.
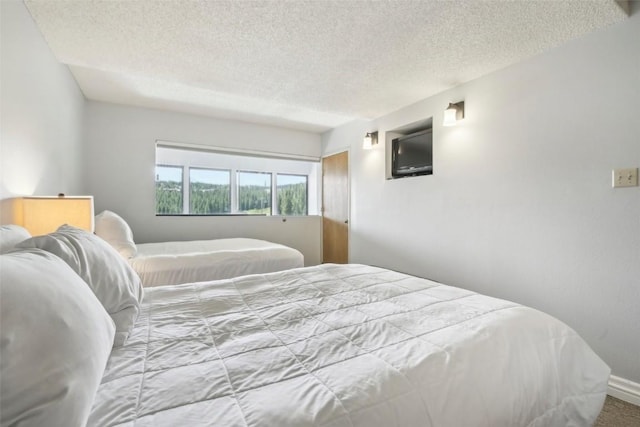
[156,166,310,216]
[277,174,307,215]
[238,171,272,214]
[190,168,230,214]
[155,165,183,214]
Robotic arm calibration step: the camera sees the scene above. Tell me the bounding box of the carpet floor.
[594,395,640,426]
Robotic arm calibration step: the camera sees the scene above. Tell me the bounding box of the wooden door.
[322,151,349,263]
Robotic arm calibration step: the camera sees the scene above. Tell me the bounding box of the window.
[277,174,307,215]
[237,171,272,215]
[155,143,320,216]
[189,168,231,214]
[155,165,183,214]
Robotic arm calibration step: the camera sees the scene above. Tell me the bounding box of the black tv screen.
[391,129,433,177]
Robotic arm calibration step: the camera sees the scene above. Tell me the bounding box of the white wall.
[323,10,640,383]
[83,101,322,265]
[0,0,85,199]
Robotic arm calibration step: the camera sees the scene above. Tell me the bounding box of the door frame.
[321,148,351,263]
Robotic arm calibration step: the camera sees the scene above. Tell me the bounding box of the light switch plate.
[612,168,638,188]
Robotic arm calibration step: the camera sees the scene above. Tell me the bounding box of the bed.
[0,225,610,427]
[130,238,304,287]
[94,210,304,286]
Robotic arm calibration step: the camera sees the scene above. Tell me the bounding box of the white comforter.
[130,238,304,287]
[89,264,609,427]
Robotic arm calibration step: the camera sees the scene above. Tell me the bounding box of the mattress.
[129,238,304,287]
[88,264,609,427]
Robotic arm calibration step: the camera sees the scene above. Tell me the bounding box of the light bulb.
[363,133,373,149]
[443,104,457,126]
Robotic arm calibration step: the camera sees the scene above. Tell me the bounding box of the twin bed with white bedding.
[0,224,610,427]
[131,238,304,287]
[93,211,304,287]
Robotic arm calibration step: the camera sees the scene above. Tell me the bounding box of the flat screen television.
[391,128,433,178]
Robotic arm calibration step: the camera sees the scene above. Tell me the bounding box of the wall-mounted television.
[391,128,433,178]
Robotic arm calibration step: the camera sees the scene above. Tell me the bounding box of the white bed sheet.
[89,264,609,427]
[130,238,304,287]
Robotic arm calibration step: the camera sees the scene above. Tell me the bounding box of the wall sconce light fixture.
[363,131,378,150]
[443,101,465,126]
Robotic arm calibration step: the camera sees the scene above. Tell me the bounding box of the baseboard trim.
[608,375,640,406]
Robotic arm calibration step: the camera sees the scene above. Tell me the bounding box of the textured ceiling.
[24,0,628,133]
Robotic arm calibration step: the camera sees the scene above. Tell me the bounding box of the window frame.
[188,166,232,215]
[276,173,309,216]
[236,170,273,216]
[155,164,185,215]
[155,142,320,217]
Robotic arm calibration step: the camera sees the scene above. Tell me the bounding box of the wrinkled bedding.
[89,264,609,426]
[130,238,304,287]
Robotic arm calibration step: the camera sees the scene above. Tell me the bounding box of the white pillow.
[0,248,115,427]
[17,225,143,347]
[94,210,137,259]
[0,224,31,253]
